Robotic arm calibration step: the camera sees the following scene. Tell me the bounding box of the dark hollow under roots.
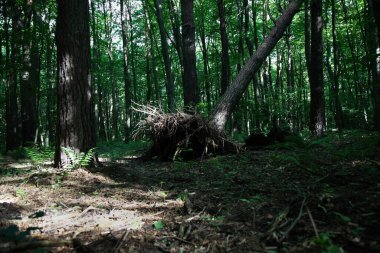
[134,105,240,161]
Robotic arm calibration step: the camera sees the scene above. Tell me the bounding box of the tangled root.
[133,104,240,160]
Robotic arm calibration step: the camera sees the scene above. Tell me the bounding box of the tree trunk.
[181,0,200,109]
[199,3,211,112]
[121,0,132,143]
[217,0,230,96]
[45,18,54,146]
[309,0,325,136]
[244,0,253,56]
[90,0,106,140]
[168,0,183,67]
[368,0,380,130]
[143,0,161,106]
[304,0,311,77]
[127,2,137,103]
[20,3,39,146]
[6,1,22,151]
[331,0,344,130]
[209,0,304,132]
[55,0,96,167]
[154,0,175,112]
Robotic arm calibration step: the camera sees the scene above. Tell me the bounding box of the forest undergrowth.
[0,130,379,253]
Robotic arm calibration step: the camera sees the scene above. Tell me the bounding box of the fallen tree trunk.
[135,0,304,160]
[208,0,304,132]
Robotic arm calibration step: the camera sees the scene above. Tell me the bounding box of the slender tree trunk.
[217,0,230,96]
[90,0,106,140]
[6,1,22,151]
[244,0,253,56]
[368,0,380,130]
[121,0,132,143]
[55,0,96,167]
[153,0,175,112]
[168,0,183,67]
[142,1,152,102]
[332,0,344,130]
[209,0,304,132]
[102,0,119,140]
[252,0,260,130]
[199,3,211,112]
[340,0,361,108]
[304,0,311,77]
[181,0,200,109]
[20,3,38,146]
[144,1,161,106]
[45,21,54,146]
[309,0,325,136]
[127,2,137,102]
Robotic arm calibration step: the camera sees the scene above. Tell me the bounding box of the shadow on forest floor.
[0,130,380,252]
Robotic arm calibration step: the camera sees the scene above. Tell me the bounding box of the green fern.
[61,147,95,169]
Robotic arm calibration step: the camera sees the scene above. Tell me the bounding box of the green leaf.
[333,211,351,223]
[153,220,165,230]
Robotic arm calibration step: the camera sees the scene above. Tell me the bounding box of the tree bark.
[181,0,200,109]
[368,0,380,130]
[153,0,175,112]
[90,0,106,140]
[45,18,54,146]
[309,0,325,136]
[55,0,96,167]
[331,0,344,130]
[168,0,183,67]
[199,2,211,112]
[20,3,39,146]
[217,0,230,96]
[143,0,161,106]
[244,0,253,56]
[120,0,132,143]
[209,0,304,132]
[6,1,22,151]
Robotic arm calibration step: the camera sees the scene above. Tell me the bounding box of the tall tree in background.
[181,0,200,109]
[154,0,176,112]
[308,0,325,136]
[368,0,380,130]
[6,1,22,151]
[331,0,344,130]
[20,2,38,145]
[120,0,132,143]
[217,0,230,96]
[55,0,96,167]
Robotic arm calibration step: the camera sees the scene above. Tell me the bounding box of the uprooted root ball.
[133,105,240,160]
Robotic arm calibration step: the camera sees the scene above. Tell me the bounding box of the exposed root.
[133,104,240,160]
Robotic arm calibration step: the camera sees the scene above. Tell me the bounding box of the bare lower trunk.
[209,0,304,132]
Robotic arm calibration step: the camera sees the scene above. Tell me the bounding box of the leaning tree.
[54,0,96,167]
[136,0,305,160]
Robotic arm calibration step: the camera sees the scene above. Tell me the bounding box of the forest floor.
[0,130,380,253]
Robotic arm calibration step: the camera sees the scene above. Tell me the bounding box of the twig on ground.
[279,197,306,242]
[112,230,130,253]
[158,236,195,246]
[306,205,319,237]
